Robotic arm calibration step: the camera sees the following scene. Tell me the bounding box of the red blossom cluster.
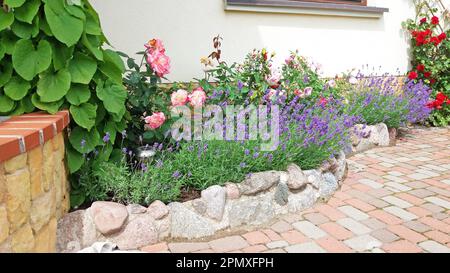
[411,16,447,46]
[426,92,450,109]
[408,63,434,82]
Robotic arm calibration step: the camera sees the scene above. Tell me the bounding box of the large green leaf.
[66,146,85,173]
[81,33,103,61]
[0,9,14,31]
[37,69,71,102]
[85,9,102,35]
[99,60,123,85]
[4,76,31,101]
[31,93,64,114]
[66,84,91,105]
[104,49,125,72]
[11,17,40,39]
[9,95,35,115]
[15,0,42,24]
[44,0,84,47]
[0,95,15,113]
[1,31,20,54]
[4,0,26,8]
[51,41,74,71]
[12,39,52,81]
[96,80,127,114]
[70,103,97,130]
[69,126,100,154]
[0,62,13,87]
[0,44,5,61]
[68,52,97,84]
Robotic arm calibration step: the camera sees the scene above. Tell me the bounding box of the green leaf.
[31,93,64,114]
[1,31,20,55]
[0,44,4,61]
[11,17,40,39]
[68,52,97,84]
[12,39,52,81]
[9,95,35,115]
[37,69,71,102]
[99,60,123,85]
[70,103,97,130]
[69,126,100,154]
[96,80,127,114]
[81,33,103,61]
[104,121,117,144]
[67,146,85,173]
[15,0,42,24]
[104,49,125,72]
[51,41,74,71]
[85,9,102,35]
[4,0,26,8]
[4,76,31,101]
[0,95,15,113]
[64,3,85,20]
[70,191,85,209]
[0,9,14,31]
[44,0,84,47]
[0,62,13,87]
[39,14,53,36]
[66,84,91,105]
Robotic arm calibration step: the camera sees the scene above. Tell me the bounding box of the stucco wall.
[91,0,416,81]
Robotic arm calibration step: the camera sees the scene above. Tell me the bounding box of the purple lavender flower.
[141,163,148,172]
[253,152,259,159]
[103,132,110,143]
[156,159,163,168]
[244,149,250,156]
[237,80,244,90]
[240,162,247,168]
[172,170,181,179]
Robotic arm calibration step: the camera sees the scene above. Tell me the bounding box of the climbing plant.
[0,0,128,205]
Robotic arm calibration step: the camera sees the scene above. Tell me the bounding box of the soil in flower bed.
[179,187,201,202]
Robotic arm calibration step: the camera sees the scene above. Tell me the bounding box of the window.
[225,0,388,18]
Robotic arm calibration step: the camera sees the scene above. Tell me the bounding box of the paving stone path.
[141,127,450,253]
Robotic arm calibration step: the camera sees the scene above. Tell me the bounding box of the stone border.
[57,123,391,252]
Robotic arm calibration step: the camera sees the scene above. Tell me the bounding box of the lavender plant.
[344,75,432,128]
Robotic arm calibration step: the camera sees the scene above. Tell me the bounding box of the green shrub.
[0,0,128,207]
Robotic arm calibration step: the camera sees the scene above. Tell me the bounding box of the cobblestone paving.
[142,127,450,253]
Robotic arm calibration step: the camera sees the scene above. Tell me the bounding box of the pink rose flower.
[304,87,313,97]
[319,97,328,107]
[145,112,166,130]
[188,88,207,108]
[171,89,189,106]
[266,70,281,87]
[147,51,171,77]
[145,38,165,54]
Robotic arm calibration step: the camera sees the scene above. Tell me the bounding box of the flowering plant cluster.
[344,74,432,128]
[404,0,450,126]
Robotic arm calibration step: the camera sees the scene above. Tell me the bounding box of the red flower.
[431,16,439,25]
[318,97,328,107]
[430,78,436,85]
[424,71,431,78]
[411,30,419,37]
[430,36,441,46]
[416,64,425,72]
[420,17,427,24]
[436,92,448,103]
[438,32,447,41]
[408,71,418,80]
[424,29,432,36]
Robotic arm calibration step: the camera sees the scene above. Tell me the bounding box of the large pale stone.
[0,206,8,244]
[302,170,322,189]
[0,164,6,203]
[238,171,281,195]
[334,151,348,183]
[286,164,307,190]
[319,173,339,197]
[370,123,390,147]
[30,190,53,233]
[201,185,226,221]
[28,147,44,200]
[57,210,96,253]
[48,217,57,252]
[288,185,318,213]
[192,199,206,215]
[11,224,35,253]
[147,200,169,220]
[169,202,215,239]
[42,141,54,192]
[34,222,50,253]
[228,195,275,228]
[127,204,147,215]
[4,153,27,174]
[224,183,240,200]
[5,169,31,232]
[352,123,390,152]
[109,214,158,250]
[91,201,128,235]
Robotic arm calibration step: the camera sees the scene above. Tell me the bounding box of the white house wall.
[91,0,417,81]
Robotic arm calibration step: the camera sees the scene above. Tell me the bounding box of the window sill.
[224,0,389,18]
